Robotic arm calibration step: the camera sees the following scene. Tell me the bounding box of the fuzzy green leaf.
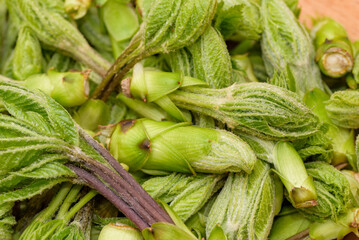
[215,0,262,40]
[261,0,324,97]
[188,26,233,88]
[325,89,359,129]
[206,160,277,240]
[0,80,79,145]
[170,82,320,140]
[0,178,68,204]
[298,162,351,221]
[12,26,42,80]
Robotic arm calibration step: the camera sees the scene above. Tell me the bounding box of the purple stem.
[67,164,150,230]
[78,128,173,224]
[83,161,157,225]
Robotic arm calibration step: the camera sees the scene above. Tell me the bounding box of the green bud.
[309,208,359,240]
[273,141,317,208]
[24,74,53,96]
[25,70,90,107]
[109,118,256,175]
[99,223,143,240]
[261,0,324,97]
[169,82,320,140]
[231,55,258,82]
[206,160,277,240]
[73,99,110,131]
[142,222,197,240]
[12,26,42,80]
[268,212,311,240]
[311,18,353,78]
[49,70,90,107]
[299,162,351,221]
[129,64,206,103]
[325,89,359,129]
[64,0,91,19]
[187,26,234,88]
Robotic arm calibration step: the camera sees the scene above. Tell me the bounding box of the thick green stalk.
[311,18,353,78]
[273,142,317,208]
[56,185,83,219]
[63,189,97,222]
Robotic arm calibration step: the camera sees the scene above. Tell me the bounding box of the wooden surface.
[299,0,359,40]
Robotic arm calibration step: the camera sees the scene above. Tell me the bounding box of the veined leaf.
[13,162,75,179]
[206,160,277,240]
[0,115,41,137]
[170,174,223,221]
[0,136,68,149]
[144,0,182,48]
[261,0,324,97]
[0,178,68,204]
[143,173,223,221]
[0,80,79,145]
[298,162,351,221]
[166,0,217,48]
[0,144,70,175]
[0,154,68,192]
[215,0,262,41]
[0,203,14,218]
[325,89,359,129]
[166,48,193,76]
[188,26,233,89]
